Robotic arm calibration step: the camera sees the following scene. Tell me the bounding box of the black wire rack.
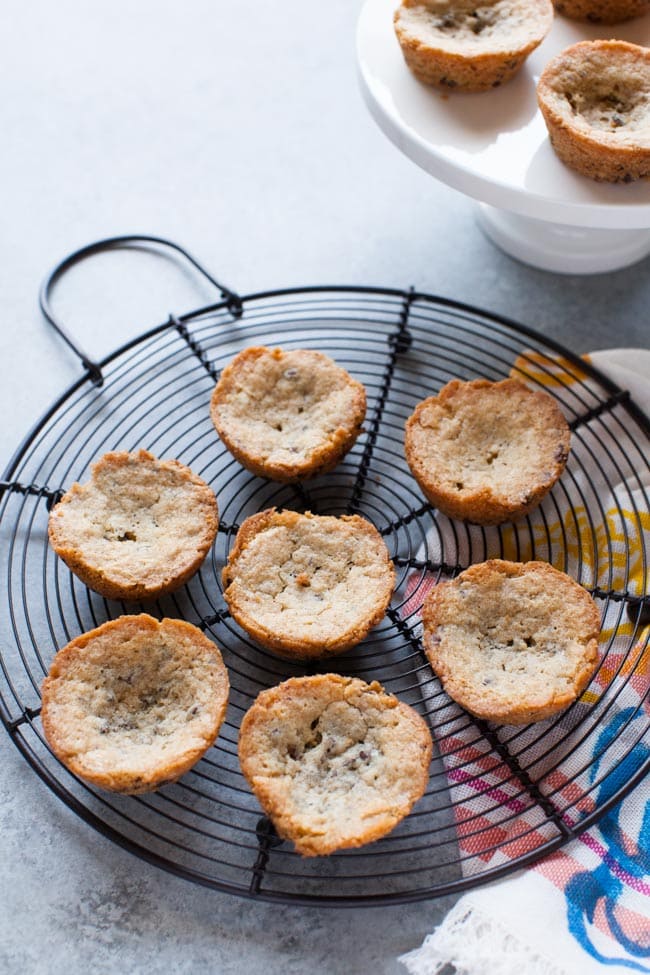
[1,236,648,906]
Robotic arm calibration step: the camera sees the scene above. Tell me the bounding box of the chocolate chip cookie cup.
[552,0,649,24]
[48,449,219,600]
[393,0,553,92]
[41,615,230,794]
[222,509,395,659]
[210,346,366,482]
[404,378,570,526]
[238,674,432,856]
[538,40,650,183]
[422,560,601,725]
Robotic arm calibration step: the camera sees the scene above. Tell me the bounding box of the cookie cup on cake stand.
[358,0,650,273]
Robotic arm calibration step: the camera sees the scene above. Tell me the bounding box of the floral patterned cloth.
[401,349,649,975]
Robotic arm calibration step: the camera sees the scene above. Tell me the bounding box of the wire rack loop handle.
[39,235,243,387]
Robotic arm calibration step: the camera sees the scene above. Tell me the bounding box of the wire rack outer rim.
[4,283,649,474]
[7,709,650,908]
[1,283,649,907]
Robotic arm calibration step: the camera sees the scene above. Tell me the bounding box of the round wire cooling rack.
[1,236,648,907]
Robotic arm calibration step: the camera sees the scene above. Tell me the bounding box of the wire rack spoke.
[173,317,221,383]
[346,290,415,515]
[6,705,42,733]
[199,609,231,630]
[590,585,648,603]
[470,718,575,839]
[289,481,314,513]
[0,480,64,510]
[378,502,435,536]
[249,817,284,895]
[385,607,424,652]
[588,587,650,626]
[568,390,631,431]
[392,556,467,575]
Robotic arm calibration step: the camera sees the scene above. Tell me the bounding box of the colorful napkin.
[400,349,649,975]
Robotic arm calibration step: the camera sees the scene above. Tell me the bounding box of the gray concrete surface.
[1,2,648,973]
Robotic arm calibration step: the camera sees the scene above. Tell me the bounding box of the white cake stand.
[357,0,650,274]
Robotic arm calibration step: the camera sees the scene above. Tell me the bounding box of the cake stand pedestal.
[476,205,650,275]
[357,0,650,275]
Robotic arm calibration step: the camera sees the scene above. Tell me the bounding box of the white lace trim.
[399,900,567,975]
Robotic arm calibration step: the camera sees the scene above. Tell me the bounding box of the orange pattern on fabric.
[511,352,591,389]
